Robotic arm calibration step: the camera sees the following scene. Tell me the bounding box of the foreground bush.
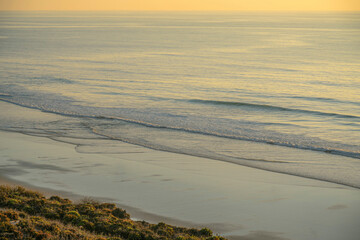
[0,209,105,239]
[0,185,226,240]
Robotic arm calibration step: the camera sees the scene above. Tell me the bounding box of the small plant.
[199,228,212,237]
[112,208,130,219]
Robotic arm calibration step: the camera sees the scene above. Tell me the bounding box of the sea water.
[0,11,359,187]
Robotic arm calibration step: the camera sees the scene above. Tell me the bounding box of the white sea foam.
[0,11,359,187]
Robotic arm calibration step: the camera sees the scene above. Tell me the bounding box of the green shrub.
[112,208,130,219]
[49,196,62,202]
[100,203,117,210]
[199,228,212,237]
[6,198,20,208]
[64,210,81,224]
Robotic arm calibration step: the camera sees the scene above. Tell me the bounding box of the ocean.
[0,11,359,188]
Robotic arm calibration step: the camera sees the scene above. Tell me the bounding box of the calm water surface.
[0,11,359,187]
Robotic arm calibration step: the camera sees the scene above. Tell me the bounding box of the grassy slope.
[0,185,226,240]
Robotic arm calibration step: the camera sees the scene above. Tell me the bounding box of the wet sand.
[1,101,360,240]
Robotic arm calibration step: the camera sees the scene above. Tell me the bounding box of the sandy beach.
[1,9,360,240]
[1,101,360,240]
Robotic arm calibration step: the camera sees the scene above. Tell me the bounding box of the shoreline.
[1,99,359,190]
[1,101,360,240]
[0,128,360,240]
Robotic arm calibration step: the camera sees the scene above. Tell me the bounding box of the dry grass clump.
[0,185,226,240]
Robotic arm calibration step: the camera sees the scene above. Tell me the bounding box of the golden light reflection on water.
[1,0,360,11]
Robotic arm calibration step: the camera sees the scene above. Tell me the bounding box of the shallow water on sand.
[0,12,359,187]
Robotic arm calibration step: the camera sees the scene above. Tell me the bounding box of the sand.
[1,101,360,240]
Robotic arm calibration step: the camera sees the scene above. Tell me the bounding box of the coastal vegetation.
[0,185,225,240]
